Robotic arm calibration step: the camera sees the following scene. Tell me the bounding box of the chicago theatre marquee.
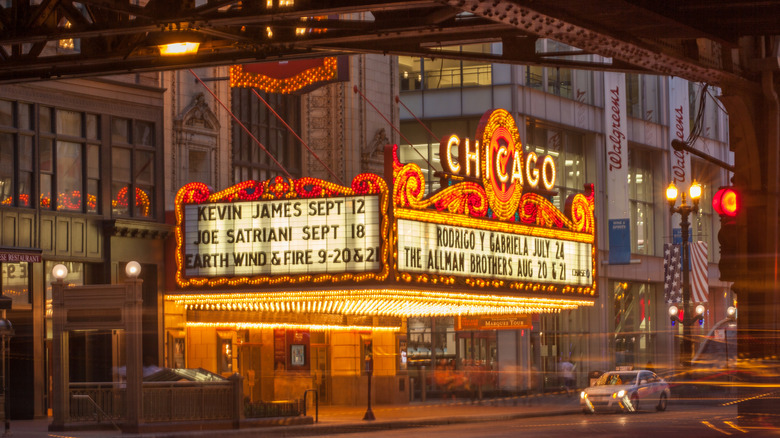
[164,109,596,405]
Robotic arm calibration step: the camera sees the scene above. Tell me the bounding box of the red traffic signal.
[713,187,739,217]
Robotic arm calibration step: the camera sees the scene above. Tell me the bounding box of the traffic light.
[713,186,741,282]
[713,187,739,217]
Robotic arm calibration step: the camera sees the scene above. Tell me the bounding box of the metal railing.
[68,380,235,424]
[143,381,233,422]
[69,383,124,423]
[71,395,121,431]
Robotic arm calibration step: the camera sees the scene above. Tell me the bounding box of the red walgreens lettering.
[672,106,686,182]
[607,87,625,171]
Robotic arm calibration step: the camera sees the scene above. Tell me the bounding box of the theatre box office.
[164,109,597,405]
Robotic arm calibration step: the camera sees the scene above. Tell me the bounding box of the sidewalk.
[6,394,582,438]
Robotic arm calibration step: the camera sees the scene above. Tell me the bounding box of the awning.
[166,288,595,319]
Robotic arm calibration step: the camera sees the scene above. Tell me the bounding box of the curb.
[130,408,583,438]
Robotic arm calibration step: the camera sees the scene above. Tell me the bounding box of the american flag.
[690,241,709,303]
[664,243,682,303]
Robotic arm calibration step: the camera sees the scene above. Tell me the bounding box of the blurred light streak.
[701,420,732,435]
[723,421,749,433]
[721,391,780,406]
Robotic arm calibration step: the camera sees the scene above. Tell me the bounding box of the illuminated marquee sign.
[392,108,596,296]
[397,218,592,286]
[175,175,389,287]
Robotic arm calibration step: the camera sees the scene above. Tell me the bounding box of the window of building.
[398,45,494,92]
[628,147,656,255]
[611,281,657,368]
[111,117,155,218]
[0,101,35,208]
[522,40,596,104]
[231,89,301,182]
[626,74,661,124]
[525,66,544,91]
[2,262,31,310]
[2,101,99,211]
[33,106,102,213]
[400,117,484,195]
[525,120,586,210]
[0,132,14,205]
[407,316,456,370]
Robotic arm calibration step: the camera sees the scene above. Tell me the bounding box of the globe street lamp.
[666,181,703,368]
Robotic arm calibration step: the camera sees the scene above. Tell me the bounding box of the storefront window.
[2,262,30,310]
[408,317,432,368]
[628,147,656,255]
[611,281,656,368]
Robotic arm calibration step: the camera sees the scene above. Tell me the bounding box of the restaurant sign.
[0,248,42,263]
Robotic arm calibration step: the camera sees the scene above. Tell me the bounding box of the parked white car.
[581,370,670,413]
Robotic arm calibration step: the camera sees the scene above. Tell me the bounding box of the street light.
[125,261,141,279]
[666,180,703,368]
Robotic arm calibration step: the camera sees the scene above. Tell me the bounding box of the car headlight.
[581,391,587,399]
[617,390,625,398]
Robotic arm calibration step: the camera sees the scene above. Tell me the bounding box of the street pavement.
[7,393,583,438]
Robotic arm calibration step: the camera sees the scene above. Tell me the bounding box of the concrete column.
[123,279,143,433]
[49,280,68,431]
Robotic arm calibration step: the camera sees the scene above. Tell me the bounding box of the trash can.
[588,370,604,387]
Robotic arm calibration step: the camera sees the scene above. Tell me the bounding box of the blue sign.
[609,219,631,264]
